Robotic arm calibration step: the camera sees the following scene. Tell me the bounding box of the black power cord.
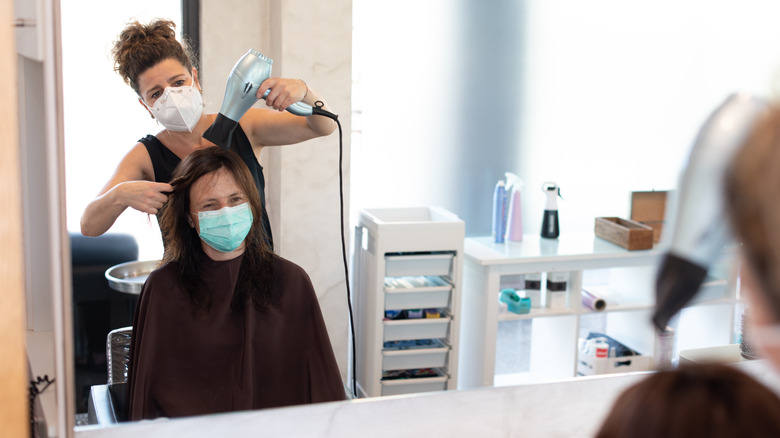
[29,375,55,438]
[313,101,357,398]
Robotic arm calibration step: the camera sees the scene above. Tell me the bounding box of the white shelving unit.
[457,234,739,389]
[353,207,464,398]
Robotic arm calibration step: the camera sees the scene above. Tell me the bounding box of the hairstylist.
[79,18,336,250]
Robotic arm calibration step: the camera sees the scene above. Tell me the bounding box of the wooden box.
[594,217,654,250]
[630,191,668,243]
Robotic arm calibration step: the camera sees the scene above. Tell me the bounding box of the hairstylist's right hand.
[116,181,173,214]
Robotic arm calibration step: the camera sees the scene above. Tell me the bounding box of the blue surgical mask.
[195,203,253,252]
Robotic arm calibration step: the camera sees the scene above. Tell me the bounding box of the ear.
[139,97,154,119]
[192,67,201,92]
[187,212,196,229]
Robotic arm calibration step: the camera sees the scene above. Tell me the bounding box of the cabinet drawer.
[384,276,452,310]
[383,316,451,342]
[385,253,453,277]
[382,339,449,370]
[380,368,448,396]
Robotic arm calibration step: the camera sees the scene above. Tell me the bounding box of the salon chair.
[87,327,131,424]
[71,232,138,414]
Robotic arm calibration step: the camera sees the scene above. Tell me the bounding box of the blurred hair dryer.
[652,93,767,330]
[203,49,336,148]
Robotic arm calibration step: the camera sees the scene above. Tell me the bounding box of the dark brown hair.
[596,363,780,438]
[725,105,780,321]
[111,18,196,95]
[158,146,274,314]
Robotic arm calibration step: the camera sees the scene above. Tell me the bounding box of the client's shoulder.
[271,254,309,278]
[144,261,179,287]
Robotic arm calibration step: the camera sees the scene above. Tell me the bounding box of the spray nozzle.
[505,172,524,192]
[542,181,563,200]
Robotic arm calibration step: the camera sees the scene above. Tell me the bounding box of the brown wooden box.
[630,191,667,243]
[594,217,654,250]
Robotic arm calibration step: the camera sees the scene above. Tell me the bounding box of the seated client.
[127,146,345,420]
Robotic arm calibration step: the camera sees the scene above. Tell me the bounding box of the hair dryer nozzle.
[203,113,239,149]
[652,253,708,330]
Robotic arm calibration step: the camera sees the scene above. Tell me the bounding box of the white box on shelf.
[577,354,653,376]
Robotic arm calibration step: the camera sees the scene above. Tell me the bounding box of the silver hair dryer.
[652,93,766,330]
[203,49,335,148]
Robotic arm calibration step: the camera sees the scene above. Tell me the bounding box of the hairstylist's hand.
[257,77,308,112]
[116,181,173,215]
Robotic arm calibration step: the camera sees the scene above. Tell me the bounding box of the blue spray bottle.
[492,180,507,243]
[541,182,562,239]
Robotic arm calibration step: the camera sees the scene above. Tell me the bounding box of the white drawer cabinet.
[353,207,464,398]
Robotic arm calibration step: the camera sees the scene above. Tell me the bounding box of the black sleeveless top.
[140,125,274,250]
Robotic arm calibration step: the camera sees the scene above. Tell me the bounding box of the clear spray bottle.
[541,182,562,239]
[504,173,524,242]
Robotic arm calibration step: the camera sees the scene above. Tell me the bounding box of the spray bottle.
[504,173,524,242]
[492,180,507,243]
[541,182,561,239]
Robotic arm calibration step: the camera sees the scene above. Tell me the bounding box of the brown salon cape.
[127,253,345,420]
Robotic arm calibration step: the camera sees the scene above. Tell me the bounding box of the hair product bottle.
[546,271,569,309]
[504,172,524,242]
[541,182,561,239]
[492,180,507,243]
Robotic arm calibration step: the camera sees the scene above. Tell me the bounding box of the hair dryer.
[203,49,336,148]
[652,93,766,330]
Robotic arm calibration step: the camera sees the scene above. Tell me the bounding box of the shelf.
[386,253,454,277]
[459,234,740,389]
[498,306,578,321]
[679,344,747,365]
[384,276,453,310]
[382,339,450,371]
[380,367,449,396]
[383,315,452,342]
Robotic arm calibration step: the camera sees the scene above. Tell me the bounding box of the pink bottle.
[505,172,524,242]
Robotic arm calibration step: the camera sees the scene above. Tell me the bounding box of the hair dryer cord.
[327,112,356,398]
[312,100,339,120]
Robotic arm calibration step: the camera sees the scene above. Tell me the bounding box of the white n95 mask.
[147,83,204,132]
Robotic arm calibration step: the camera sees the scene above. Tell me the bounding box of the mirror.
[59,0,355,433]
[23,0,780,436]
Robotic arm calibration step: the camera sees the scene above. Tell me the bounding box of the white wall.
[352,0,780,240]
[519,0,780,236]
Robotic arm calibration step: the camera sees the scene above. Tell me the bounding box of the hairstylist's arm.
[244,78,337,147]
[80,144,172,237]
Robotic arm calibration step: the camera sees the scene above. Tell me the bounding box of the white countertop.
[75,372,647,438]
[465,234,661,267]
[68,349,780,438]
